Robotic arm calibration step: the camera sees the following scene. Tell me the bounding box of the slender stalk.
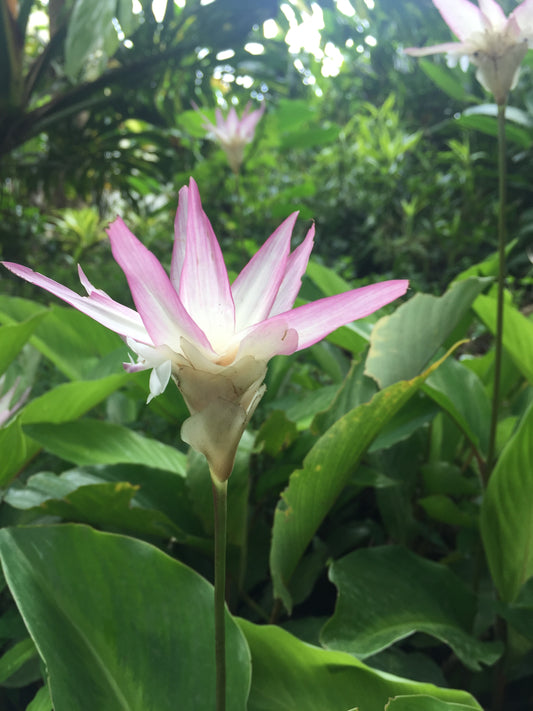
[212,477,228,711]
[486,103,507,480]
[233,169,245,251]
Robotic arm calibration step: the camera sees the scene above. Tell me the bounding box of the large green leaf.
[21,374,129,425]
[385,696,481,711]
[270,351,455,612]
[0,312,47,375]
[474,294,533,384]
[26,685,53,711]
[481,402,533,602]
[422,357,491,455]
[365,278,488,388]
[65,0,138,80]
[2,375,131,484]
[23,419,187,476]
[0,525,250,711]
[0,636,38,684]
[320,547,500,671]
[418,59,478,103]
[0,298,126,380]
[0,419,26,486]
[238,620,482,711]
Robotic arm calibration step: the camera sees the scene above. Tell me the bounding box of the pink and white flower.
[2,179,408,481]
[195,102,265,173]
[405,0,533,104]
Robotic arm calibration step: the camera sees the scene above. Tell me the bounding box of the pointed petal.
[511,0,533,36]
[147,361,172,403]
[170,184,189,289]
[107,216,212,353]
[266,280,409,351]
[177,178,235,349]
[232,213,298,330]
[433,0,485,40]
[236,320,299,362]
[478,0,507,30]
[239,103,265,140]
[405,41,468,56]
[269,224,315,316]
[2,262,150,343]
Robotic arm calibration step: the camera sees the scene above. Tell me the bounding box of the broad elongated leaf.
[65,0,138,80]
[26,685,53,711]
[0,525,251,711]
[23,419,187,476]
[422,357,491,455]
[0,419,27,485]
[0,637,37,684]
[474,294,533,384]
[238,620,482,711]
[481,403,533,602]
[0,298,126,380]
[365,278,487,388]
[270,350,456,612]
[418,59,478,103]
[3,375,131,483]
[320,547,500,671]
[385,695,481,711]
[0,312,46,375]
[21,374,129,425]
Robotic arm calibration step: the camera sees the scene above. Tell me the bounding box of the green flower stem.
[486,103,507,479]
[212,477,228,711]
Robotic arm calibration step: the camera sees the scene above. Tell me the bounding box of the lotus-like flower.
[195,102,265,173]
[0,375,31,427]
[2,179,408,481]
[405,0,533,104]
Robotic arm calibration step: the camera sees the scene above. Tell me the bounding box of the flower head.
[405,0,533,104]
[3,179,408,481]
[195,102,265,173]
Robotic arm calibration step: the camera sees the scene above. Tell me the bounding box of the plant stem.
[212,477,228,711]
[486,103,507,479]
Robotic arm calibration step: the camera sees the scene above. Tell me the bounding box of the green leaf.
[474,294,533,384]
[0,637,37,684]
[365,278,488,388]
[0,419,27,486]
[3,375,131,484]
[0,298,126,380]
[238,620,482,711]
[0,525,250,711]
[422,357,491,455]
[320,546,500,671]
[270,351,455,612]
[20,374,130,425]
[481,402,533,602]
[26,685,53,711]
[23,419,187,475]
[40,482,191,542]
[455,112,532,147]
[0,312,47,375]
[65,0,123,80]
[312,359,377,436]
[418,59,477,103]
[385,695,481,711]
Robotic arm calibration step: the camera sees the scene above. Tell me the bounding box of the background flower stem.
[486,103,507,480]
[212,477,228,711]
